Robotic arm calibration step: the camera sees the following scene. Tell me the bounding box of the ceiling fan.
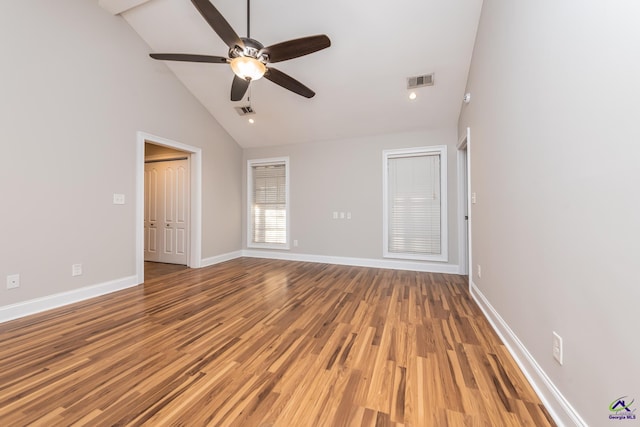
[149,0,331,101]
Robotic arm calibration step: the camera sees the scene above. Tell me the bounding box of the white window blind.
[383,146,447,261]
[250,162,287,246]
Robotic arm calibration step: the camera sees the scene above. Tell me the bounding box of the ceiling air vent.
[407,73,434,89]
[234,105,255,116]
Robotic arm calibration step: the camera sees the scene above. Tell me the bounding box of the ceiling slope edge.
[99,0,152,15]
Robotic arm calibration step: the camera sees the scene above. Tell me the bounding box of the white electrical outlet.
[477,264,482,278]
[6,274,20,289]
[552,331,563,365]
[332,211,338,220]
[293,240,299,247]
[113,193,125,205]
[72,264,83,277]
[471,192,477,204]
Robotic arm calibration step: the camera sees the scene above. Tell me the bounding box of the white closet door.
[144,164,159,262]
[144,159,189,265]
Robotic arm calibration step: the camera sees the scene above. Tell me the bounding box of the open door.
[457,127,471,275]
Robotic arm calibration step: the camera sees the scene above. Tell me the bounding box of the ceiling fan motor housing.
[230,37,268,64]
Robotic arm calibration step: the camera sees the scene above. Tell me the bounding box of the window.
[383,146,447,261]
[247,157,289,249]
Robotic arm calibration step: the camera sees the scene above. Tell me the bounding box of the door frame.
[456,127,471,275]
[136,131,202,283]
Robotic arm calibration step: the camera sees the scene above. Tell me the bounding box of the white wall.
[0,0,241,312]
[459,1,640,425]
[243,129,461,272]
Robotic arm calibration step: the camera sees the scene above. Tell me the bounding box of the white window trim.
[382,146,448,262]
[247,157,290,250]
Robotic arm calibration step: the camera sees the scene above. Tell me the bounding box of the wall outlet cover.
[552,331,563,365]
[6,274,20,289]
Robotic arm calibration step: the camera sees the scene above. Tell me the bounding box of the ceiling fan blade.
[191,0,244,50]
[150,53,228,64]
[231,75,251,101]
[262,35,331,63]
[264,67,315,98]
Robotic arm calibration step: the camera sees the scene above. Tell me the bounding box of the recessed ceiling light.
[409,92,417,100]
[248,118,255,124]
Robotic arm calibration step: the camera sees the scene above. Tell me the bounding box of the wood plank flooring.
[144,261,189,281]
[0,258,555,426]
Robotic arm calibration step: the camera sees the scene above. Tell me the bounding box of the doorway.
[136,132,202,284]
[143,260,188,281]
[457,127,471,276]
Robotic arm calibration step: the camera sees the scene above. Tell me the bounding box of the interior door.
[462,147,469,275]
[144,159,189,265]
[144,164,159,262]
[161,159,188,264]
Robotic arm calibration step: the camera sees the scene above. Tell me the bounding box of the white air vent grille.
[234,105,255,116]
[407,73,434,89]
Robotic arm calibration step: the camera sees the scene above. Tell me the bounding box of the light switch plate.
[113,193,125,205]
[72,264,82,277]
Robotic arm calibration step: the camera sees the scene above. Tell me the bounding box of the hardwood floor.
[144,261,189,281]
[0,258,555,426]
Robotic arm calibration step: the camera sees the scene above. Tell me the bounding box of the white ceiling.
[100,0,483,148]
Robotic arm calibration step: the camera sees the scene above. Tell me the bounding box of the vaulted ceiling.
[100,0,483,147]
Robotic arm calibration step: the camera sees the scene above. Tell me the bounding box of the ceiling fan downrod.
[246,0,250,39]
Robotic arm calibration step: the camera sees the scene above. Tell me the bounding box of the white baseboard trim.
[469,280,587,427]
[200,250,243,268]
[242,250,460,274]
[0,275,139,324]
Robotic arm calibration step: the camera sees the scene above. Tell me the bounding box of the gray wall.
[459,1,640,424]
[243,129,460,267]
[0,0,242,307]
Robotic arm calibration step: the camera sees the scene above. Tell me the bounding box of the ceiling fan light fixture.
[149,0,330,100]
[230,56,266,81]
